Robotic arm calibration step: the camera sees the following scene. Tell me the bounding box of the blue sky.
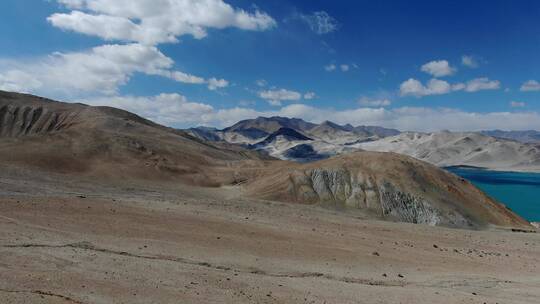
[0,0,539,131]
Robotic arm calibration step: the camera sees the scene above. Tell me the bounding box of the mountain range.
[0,90,531,229]
[188,117,540,172]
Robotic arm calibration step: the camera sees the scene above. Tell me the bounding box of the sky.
[0,0,539,131]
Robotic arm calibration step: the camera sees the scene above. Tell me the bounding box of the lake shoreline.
[446,167,540,222]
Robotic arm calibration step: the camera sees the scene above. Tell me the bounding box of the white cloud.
[0,44,170,95]
[324,64,336,72]
[400,77,500,97]
[207,78,229,90]
[358,97,391,107]
[57,0,85,9]
[510,101,526,108]
[462,77,500,92]
[83,93,214,126]
[420,60,456,77]
[299,11,338,35]
[303,92,316,100]
[520,80,540,92]
[50,0,277,45]
[461,55,478,68]
[0,70,43,93]
[255,79,267,87]
[166,71,205,84]
[325,63,354,73]
[400,78,452,97]
[80,93,540,132]
[259,89,302,106]
[0,44,229,96]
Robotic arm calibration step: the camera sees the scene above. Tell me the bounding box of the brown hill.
[244,151,530,229]
[0,91,268,186]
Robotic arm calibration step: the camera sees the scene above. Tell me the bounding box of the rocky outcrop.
[282,167,471,226]
[0,104,80,137]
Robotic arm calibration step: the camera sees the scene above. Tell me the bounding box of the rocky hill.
[0,91,269,186]
[244,151,530,229]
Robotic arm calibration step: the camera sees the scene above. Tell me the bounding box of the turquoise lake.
[446,167,540,222]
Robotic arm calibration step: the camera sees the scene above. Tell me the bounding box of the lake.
[446,167,540,222]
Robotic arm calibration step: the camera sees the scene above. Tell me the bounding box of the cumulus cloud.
[358,97,391,107]
[259,89,302,106]
[0,44,227,96]
[461,55,478,68]
[207,78,229,90]
[463,77,500,92]
[50,0,277,45]
[400,78,452,97]
[520,80,540,92]
[340,64,350,72]
[83,93,214,126]
[299,11,339,35]
[420,60,456,77]
[81,93,540,132]
[400,77,500,97]
[510,101,526,108]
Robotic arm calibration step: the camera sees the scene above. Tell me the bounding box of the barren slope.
[0,169,538,304]
[0,91,269,186]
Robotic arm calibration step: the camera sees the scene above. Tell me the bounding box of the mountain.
[305,120,365,144]
[187,126,222,141]
[482,130,540,144]
[354,131,540,172]
[186,117,401,160]
[248,127,314,160]
[0,90,532,230]
[185,117,540,173]
[0,90,268,186]
[253,127,313,147]
[354,125,401,137]
[223,116,317,137]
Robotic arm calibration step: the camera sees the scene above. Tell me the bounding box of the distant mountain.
[481,130,540,144]
[354,131,540,172]
[355,125,401,137]
[253,127,313,147]
[305,121,363,144]
[184,117,540,172]
[224,116,317,134]
[187,126,222,141]
[185,117,400,161]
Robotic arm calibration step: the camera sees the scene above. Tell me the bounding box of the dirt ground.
[0,165,539,304]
